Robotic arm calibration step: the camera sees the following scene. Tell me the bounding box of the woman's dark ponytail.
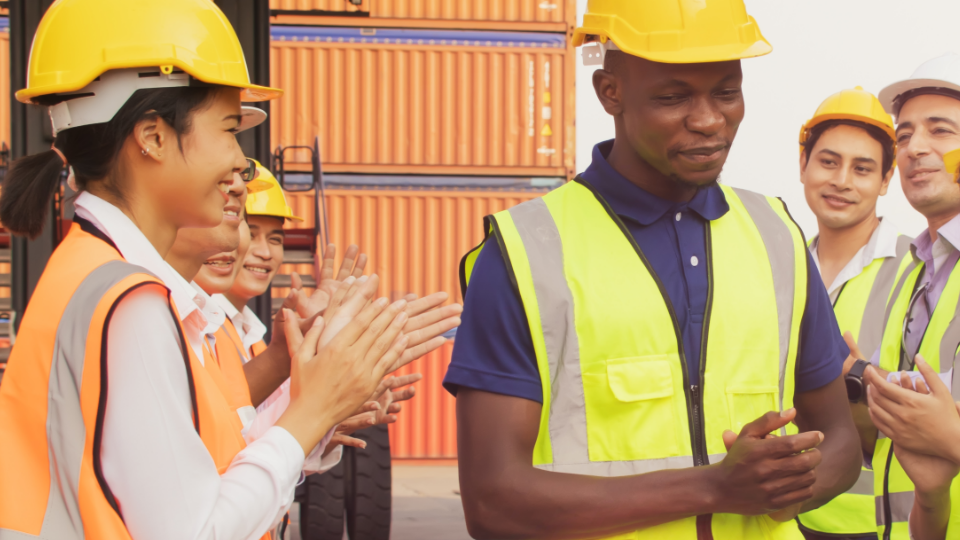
[0,149,65,239]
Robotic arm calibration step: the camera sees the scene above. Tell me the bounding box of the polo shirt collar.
[579,140,729,225]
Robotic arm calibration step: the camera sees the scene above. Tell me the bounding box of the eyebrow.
[929,116,960,129]
[223,114,243,125]
[269,229,286,237]
[818,148,877,165]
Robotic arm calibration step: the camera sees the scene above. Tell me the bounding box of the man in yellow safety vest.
[443,1,862,539]
[796,88,911,540]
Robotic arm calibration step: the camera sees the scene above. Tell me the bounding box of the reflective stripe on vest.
[464,180,807,540]
[874,256,960,540]
[798,234,911,536]
[0,225,268,540]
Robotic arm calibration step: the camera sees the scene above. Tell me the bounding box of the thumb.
[722,429,737,451]
[294,316,326,366]
[291,271,303,291]
[739,409,795,440]
[843,331,863,360]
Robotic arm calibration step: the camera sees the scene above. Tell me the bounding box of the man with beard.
[852,53,960,540]
[443,1,860,539]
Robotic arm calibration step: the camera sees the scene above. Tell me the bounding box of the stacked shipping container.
[268,1,575,459]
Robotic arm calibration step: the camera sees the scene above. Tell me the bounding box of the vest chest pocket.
[725,386,778,434]
[592,356,684,461]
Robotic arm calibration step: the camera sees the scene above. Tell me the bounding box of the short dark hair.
[0,86,222,238]
[801,119,895,178]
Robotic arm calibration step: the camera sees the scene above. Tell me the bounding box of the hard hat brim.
[245,177,273,194]
[801,113,897,146]
[16,69,283,104]
[237,106,267,133]
[878,78,960,115]
[572,28,772,64]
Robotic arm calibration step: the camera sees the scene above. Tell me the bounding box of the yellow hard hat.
[245,163,303,222]
[19,0,282,133]
[572,0,772,64]
[945,148,960,182]
[799,87,896,154]
[244,158,273,195]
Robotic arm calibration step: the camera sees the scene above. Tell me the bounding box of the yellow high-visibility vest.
[798,233,911,536]
[874,255,960,540]
[461,179,808,539]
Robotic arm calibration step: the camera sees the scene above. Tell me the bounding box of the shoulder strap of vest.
[73,215,121,254]
[895,234,912,259]
[459,209,522,301]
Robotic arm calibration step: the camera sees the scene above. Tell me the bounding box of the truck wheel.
[299,461,345,540]
[345,424,392,540]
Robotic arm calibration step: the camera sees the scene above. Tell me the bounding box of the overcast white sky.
[574,0,960,238]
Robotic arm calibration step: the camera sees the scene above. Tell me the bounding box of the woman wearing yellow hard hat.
[0,2,410,539]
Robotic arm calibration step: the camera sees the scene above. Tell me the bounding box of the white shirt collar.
[212,293,267,354]
[190,282,225,336]
[73,192,200,322]
[809,217,901,295]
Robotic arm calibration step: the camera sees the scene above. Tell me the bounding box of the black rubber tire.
[298,460,346,540]
[344,424,392,540]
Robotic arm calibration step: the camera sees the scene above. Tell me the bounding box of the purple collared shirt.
[872,213,960,367]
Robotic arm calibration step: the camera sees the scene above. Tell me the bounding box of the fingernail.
[392,299,407,309]
[358,275,369,283]
[377,297,389,307]
[780,408,794,417]
[397,312,409,324]
[818,432,824,443]
[345,276,356,284]
[312,317,323,327]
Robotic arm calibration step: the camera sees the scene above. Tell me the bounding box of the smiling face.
[152,88,248,230]
[195,218,251,295]
[801,124,892,231]
[166,171,247,274]
[593,54,744,188]
[228,215,285,301]
[896,94,960,220]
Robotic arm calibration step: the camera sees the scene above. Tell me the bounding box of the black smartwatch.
[845,359,870,403]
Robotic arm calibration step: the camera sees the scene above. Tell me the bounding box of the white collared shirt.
[809,217,900,299]
[213,293,267,357]
[72,192,305,540]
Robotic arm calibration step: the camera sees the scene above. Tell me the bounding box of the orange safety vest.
[251,339,267,358]
[0,221,269,539]
[212,321,254,416]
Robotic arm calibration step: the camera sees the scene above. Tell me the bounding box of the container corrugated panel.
[272,187,545,458]
[269,0,574,29]
[270,26,575,179]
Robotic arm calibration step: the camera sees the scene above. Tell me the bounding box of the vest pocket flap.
[725,386,779,433]
[606,356,676,402]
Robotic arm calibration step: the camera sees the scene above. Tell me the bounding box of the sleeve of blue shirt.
[443,240,849,403]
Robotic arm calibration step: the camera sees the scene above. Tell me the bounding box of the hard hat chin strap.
[582,39,620,67]
[48,68,192,135]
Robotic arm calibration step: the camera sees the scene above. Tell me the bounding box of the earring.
[141,148,149,156]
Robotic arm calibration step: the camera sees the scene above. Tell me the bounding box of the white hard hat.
[879,53,960,117]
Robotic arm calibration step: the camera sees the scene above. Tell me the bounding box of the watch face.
[845,377,864,402]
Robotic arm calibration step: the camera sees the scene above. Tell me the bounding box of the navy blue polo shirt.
[443,140,847,403]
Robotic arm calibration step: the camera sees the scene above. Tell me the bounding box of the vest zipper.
[573,178,713,540]
[882,443,894,540]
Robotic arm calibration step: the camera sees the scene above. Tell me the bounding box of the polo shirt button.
[675,212,682,221]
[690,256,699,267]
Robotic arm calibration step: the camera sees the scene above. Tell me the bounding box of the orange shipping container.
[272,186,548,458]
[269,0,575,32]
[270,26,575,179]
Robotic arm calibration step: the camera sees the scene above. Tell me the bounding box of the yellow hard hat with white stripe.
[245,162,303,222]
[19,0,282,134]
[573,0,772,65]
[945,148,960,182]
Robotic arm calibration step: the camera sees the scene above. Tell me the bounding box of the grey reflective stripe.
[39,261,154,540]
[858,244,910,359]
[939,282,960,374]
[732,189,798,418]
[535,453,728,476]
[876,491,914,526]
[846,467,874,496]
[506,198,588,465]
[0,530,42,539]
[881,259,918,372]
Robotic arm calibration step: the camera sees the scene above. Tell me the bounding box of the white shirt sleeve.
[244,378,342,475]
[100,286,306,540]
[885,368,953,391]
